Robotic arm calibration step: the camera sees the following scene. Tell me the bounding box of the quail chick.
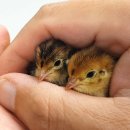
[29,39,77,86]
[66,46,116,97]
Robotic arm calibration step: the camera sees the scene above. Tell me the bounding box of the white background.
[0,0,64,41]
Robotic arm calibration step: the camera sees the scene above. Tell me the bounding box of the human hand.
[0,73,130,130]
[0,0,130,95]
[0,25,27,130]
[0,0,130,129]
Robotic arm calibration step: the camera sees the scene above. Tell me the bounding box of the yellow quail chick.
[29,39,77,86]
[66,46,116,96]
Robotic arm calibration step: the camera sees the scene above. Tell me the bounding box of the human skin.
[0,25,26,130]
[0,0,130,130]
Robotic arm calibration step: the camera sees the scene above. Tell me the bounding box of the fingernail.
[0,78,16,111]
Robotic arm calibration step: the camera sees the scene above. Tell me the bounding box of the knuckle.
[39,4,51,13]
[37,3,57,18]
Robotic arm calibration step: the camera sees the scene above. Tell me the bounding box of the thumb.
[110,48,130,96]
[0,73,58,130]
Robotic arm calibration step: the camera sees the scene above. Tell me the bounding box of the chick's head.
[34,39,74,86]
[66,46,115,96]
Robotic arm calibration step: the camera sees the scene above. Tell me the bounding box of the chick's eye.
[86,71,96,78]
[54,59,62,66]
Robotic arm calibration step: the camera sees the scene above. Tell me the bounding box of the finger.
[0,6,52,75]
[0,1,102,75]
[0,73,129,130]
[0,73,58,130]
[0,25,10,55]
[0,0,128,75]
[110,48,130,97]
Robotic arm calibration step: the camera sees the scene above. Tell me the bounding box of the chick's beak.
[38,71,50,81]
[65,78,77,90]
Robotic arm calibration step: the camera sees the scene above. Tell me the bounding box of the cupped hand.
[0,73,130,130]
[0,0,130,130]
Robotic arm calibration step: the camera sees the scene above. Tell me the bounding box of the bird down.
[66,46,116,97]
[28,39,116,97]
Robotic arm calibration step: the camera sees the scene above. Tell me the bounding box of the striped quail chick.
[29,39,77,86]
